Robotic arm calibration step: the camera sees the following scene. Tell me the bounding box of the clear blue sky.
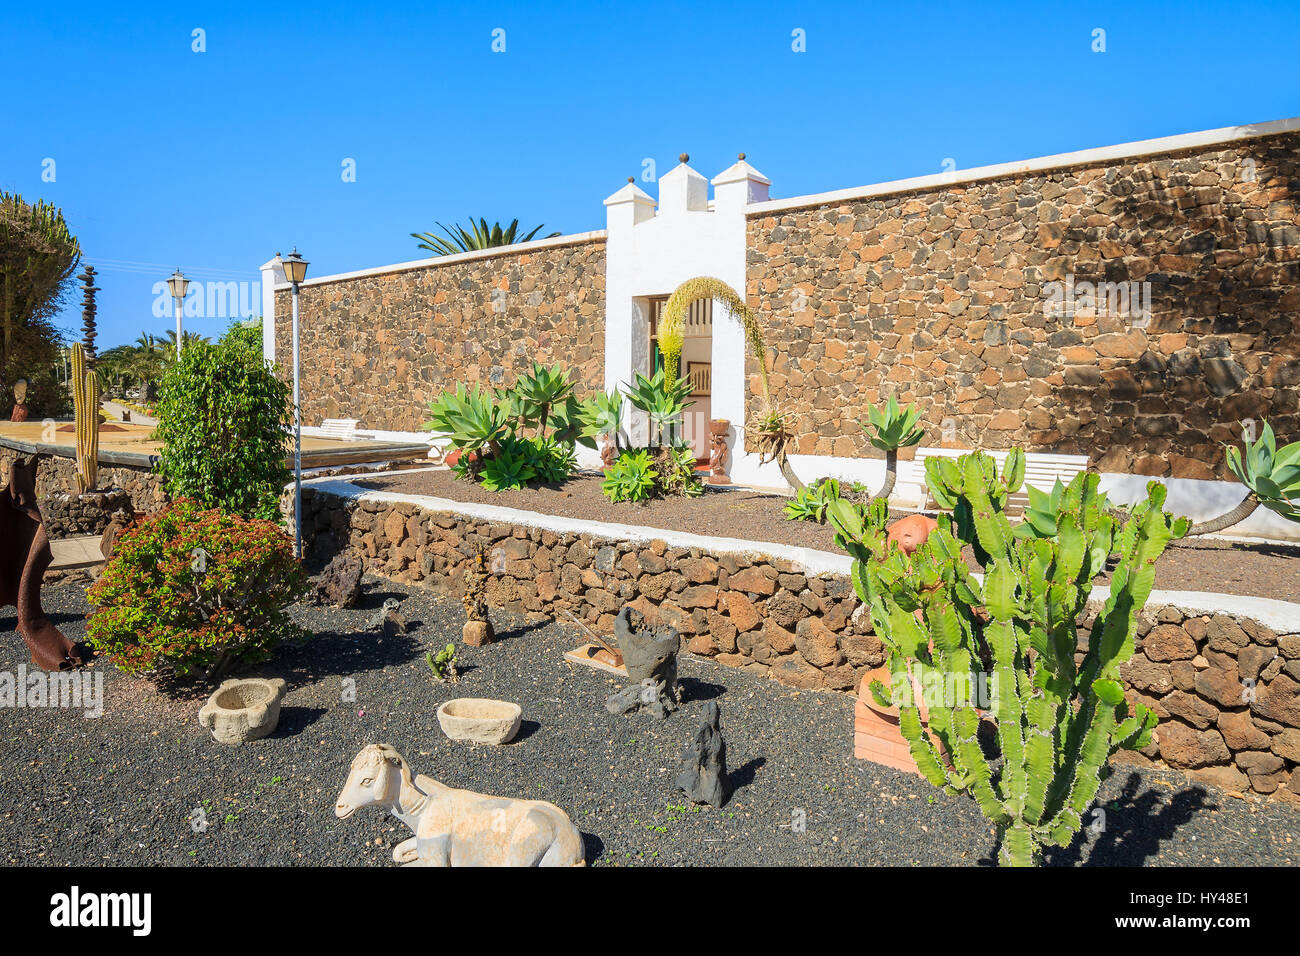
[2,0,1297,350]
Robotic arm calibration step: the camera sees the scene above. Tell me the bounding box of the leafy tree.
[0,191,80,408]
[153,326,292,520]
[411,218,559,256]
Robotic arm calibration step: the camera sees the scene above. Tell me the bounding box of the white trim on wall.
[748,116,1300,216]
[269,230,607,292]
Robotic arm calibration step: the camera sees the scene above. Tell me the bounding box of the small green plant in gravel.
[425,644,458,682]
[829,450,1187,866]
[87,499,308,682]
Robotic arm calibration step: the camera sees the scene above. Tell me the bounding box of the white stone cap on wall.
[270,230,607,292]
[304,474,1300,635]
[748,115,1300,216]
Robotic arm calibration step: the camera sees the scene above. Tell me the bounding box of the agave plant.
[423,383,513,459]
[411,218,560,256]
[511,362,574,435]
[578,389,625,452]
[863,397,925,500]
[625,368,694,447]
[1190,420,1300,533]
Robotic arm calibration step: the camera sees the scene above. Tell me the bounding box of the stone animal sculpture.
[0,456,82,669]
[336,744,585,866]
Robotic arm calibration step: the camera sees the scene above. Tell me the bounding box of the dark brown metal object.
[0,456,82,670]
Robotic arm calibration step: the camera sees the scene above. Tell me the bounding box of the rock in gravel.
[316,554,364,608]
[675,701,732,807]
[605,679,673,719]
[368,598,408,637]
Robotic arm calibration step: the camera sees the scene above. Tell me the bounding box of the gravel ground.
[2,580,1297,867]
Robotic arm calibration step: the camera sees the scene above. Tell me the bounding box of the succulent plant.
[829,452,1188,866]
[70,342,99,494]
[423,383,513,459]
[1014,478,1113,541]
[1185,419,1300,534]
[1224,421,1300,522]
[511,362,575,436]
[426,644,458,682]
[624,368,694,447]
[783,477,842,523]
[862,397,925,501]
[602,449,658,503]
[578,389,625,452]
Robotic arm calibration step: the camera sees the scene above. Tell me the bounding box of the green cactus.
[426,644,458,682]
[70,342,100,494]
[829,452,1188,866]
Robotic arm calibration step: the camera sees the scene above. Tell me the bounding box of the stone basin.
[436,697,522,745]
[198,677,287,745]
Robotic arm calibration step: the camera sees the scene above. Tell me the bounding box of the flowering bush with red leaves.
[87,499,308,682]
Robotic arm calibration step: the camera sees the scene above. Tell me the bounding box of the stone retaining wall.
[745,130,1300,479]
[302,485,1300,806]
[272,236,607,432]
[0,447,164,515]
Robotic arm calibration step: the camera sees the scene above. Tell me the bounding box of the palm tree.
[159,329,210,357]
[411,218,559,256]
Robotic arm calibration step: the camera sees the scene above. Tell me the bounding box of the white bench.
[897,447,1090,514]
[319,418,360,442]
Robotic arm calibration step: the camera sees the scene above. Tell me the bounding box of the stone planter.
[198,678,287,745]
[437,698,522,745]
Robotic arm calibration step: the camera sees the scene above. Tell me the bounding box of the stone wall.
[745,131,1300,480]
[273,237,607,432]
[0,447,165,515]
[302,485,1300,806]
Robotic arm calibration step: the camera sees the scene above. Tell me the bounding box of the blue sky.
[2,0,1297,350]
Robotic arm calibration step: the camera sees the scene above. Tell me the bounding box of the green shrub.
[152,328,292,520]
[602,450,658,502]
[86,499,308,681]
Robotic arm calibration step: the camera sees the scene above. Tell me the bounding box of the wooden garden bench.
[899,447,1090,514]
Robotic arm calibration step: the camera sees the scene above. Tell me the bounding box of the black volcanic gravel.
[1,580,1296,867]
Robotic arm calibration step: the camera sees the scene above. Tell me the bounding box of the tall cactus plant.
[70,342,100,494]
[829,451,1189,866]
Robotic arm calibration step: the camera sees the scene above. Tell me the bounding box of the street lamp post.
[167,269,190,360]
[279,248,309,558]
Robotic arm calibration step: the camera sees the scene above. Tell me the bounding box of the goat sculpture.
[335,744,585,867]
